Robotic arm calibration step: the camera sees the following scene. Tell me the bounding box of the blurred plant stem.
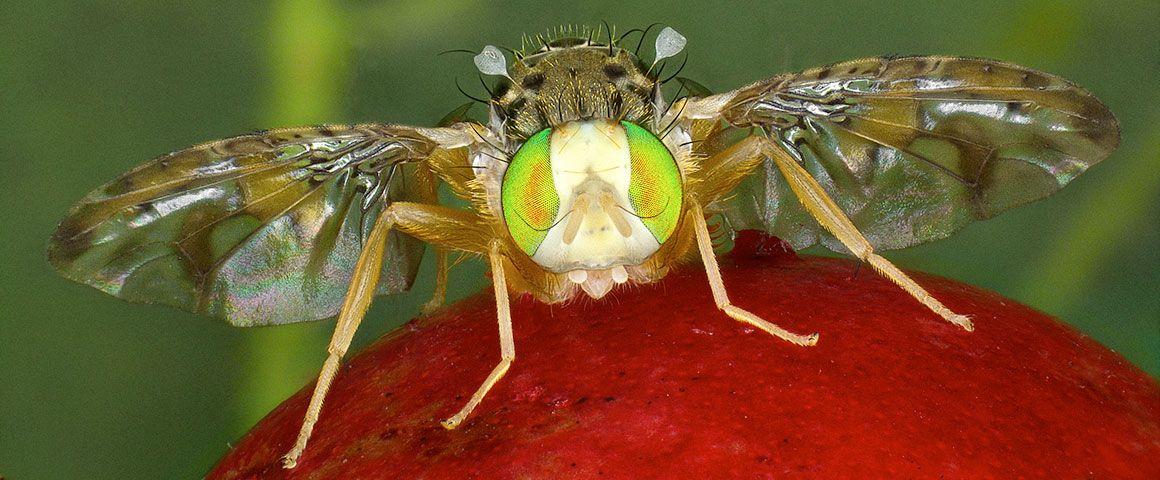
[236,0,349,431]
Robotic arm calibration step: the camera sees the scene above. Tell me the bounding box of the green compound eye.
[621,121,682,244]
[501,128,559,255]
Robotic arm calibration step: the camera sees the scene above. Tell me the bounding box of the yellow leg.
[441,244,515,429]
[282,209,396,469]
[280,202,494,468]
[763,141,974,331]
[421,248,450,315]
[689,200,819,346]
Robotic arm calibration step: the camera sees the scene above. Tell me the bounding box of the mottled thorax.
[494,43,657,140]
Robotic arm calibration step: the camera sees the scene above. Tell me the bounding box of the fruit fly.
[48,25,1119,468]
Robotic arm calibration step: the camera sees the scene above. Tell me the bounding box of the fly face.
[477,31,687,297]
[500,119,683,291]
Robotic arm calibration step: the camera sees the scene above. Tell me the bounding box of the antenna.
[651,27,687,69]
[474,45,512,80]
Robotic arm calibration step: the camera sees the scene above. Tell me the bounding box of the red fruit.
[209,232,1160,479]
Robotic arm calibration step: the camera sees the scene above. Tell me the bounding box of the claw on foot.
[441,416,463,430]
[420,300,442,316]
[801,332,820,347]
[949,314,974,332]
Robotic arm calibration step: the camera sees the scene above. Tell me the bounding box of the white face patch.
[530,120,661,274]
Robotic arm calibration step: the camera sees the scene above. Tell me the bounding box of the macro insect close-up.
[42,21,1123,463]
[6,2,1160,479]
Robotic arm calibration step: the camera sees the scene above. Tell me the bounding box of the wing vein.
[196,174,343,299]
[818,119,976,186]
[840,112,990,150]
[64,160,300,242]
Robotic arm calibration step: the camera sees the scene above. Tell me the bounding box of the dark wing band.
[49,125,445,326]
[699,56,1119,251]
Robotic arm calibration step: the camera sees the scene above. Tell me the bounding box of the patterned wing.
[49,125,446,326]
[695,56,1119,251]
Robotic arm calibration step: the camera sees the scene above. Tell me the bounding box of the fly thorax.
[500,119,684,291]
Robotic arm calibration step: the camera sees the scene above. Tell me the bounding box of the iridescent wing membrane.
[697,56,1119,251]
[48,125,440,326]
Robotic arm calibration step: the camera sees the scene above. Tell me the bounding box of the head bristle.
[514,24,625,57]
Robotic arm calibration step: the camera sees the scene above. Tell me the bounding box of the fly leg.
[282,206,397,469]
[421,247,450,315]
[282,202,493,469]
[688,200,819,346]
[441,243,515,429]
[762,139,973,331]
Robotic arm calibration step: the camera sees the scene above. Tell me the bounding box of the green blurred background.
[1,0,1156,478]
